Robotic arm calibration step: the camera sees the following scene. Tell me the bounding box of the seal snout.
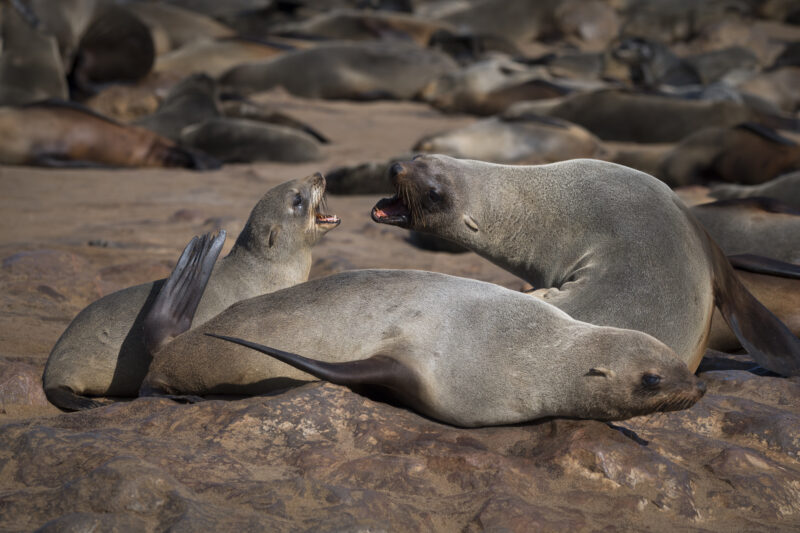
[389,162,406,183]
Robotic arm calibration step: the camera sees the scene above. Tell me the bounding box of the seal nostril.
[389,163,405,180]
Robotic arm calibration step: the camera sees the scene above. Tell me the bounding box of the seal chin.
[372,195,411,227]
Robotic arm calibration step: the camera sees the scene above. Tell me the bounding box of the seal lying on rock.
[140,260,705,427]
[371,155,800,376]
[42,174,340,410]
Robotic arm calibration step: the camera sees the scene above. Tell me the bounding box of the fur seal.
[42,174,340,410]
[0,100,216,169]
[141,266,705,427]
[0,2,68,105]
[413,114,604,164]
[134,74,221,142]
[219,41,458,100]
[68,5,155,98]
[371,155,800,376]
[689,198,800,264]
[533,90,799,143]
[124,2,235,54]
[658,123,800,187]
[153,37,290,78]
[709,171,800,209]
[180,118,324,163]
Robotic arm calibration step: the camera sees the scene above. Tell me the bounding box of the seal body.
[42,174,340,409]
[219,41,458,100]
[142,270,705,427]
[690,199,800,264]
[372,155,800,375]
[0,101,213,169]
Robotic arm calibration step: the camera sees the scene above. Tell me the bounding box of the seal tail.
[142,230,226,354]
[205,334,415,392]
[710,240,800,376]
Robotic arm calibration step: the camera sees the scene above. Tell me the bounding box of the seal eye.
[292,194,303,208]
[428,189,442,203]
[641,374,661,388]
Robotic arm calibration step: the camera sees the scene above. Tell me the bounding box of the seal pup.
[413,115,605,164]
[0,2,68,105]
[140,267,705,427]
[0,100,216,169]
[658,123,800,187]
[689,199,800,264]
[42,174,341,410]
[709,171,800,210]
[371,155,800,376]
[219,41,458,100]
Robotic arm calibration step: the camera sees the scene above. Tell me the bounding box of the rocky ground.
[1,96,799,531]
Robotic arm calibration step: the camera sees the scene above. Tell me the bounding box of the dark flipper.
[728,254,800,280]
[142,230,226,354]
[206,334,418,393]
[710,239,800,376]
[44,385,110,411]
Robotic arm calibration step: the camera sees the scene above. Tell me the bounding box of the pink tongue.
[376,199,408,217]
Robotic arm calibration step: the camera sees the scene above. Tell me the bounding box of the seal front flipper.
[206,334,418,394]
[712,243,800,376]
[142,230,226,354]
[728,254,800,280]
[44,385,111,411]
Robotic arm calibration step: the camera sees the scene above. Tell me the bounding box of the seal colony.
[371,155,800,376]
[42,174,340,410]
[139,249,705,427]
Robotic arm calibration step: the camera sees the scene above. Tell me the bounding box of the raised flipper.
[142,230,226,354]
[710,238,800,376]
[728,254,800,280]
[206,334,419,394]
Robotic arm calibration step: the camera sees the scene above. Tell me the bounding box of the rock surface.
[1,95,799,531]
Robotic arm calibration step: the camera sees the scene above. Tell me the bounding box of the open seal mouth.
[371,194,411,226]
[313,187,341,228]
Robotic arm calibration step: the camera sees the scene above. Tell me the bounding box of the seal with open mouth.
[43,173,340,411]
[372,154,800,377]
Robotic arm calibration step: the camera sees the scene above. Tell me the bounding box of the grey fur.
[218,41,458,100]
[710,171,800,210]
[142,269,704,427]
[42,174,339,409]
[691,202,800,264]
[372,155,800,375]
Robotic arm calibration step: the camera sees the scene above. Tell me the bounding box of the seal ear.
[586,368,615,378]
[268,226,280,248]
[463,214,479,232]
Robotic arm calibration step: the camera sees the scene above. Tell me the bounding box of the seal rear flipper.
[711,242,800,376]
[728,254,800,280]
[44,385,111,411]
[142,230,226,354]
[206,334,418,393]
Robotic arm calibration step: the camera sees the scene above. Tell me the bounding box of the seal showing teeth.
[371,195,411,225]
